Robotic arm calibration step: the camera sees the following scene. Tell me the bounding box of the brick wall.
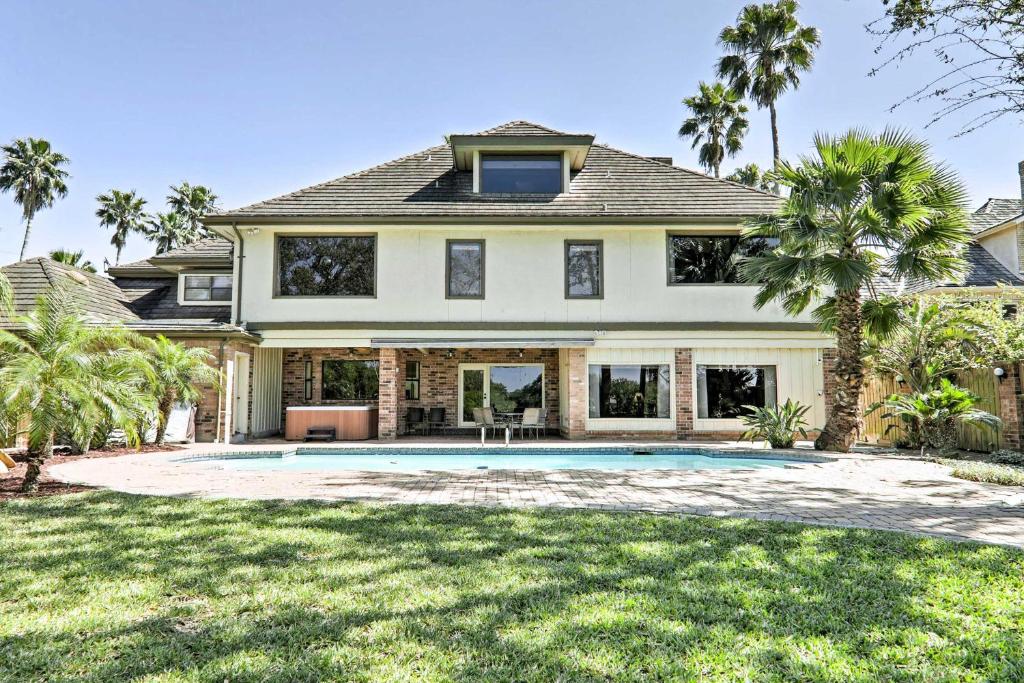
[997,363,1022,449]
[675,349,694,439]
[177,338,254,443]
[378,348,399,440]
[822,348,838,419]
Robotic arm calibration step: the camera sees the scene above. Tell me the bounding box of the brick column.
[997,363,1021,449]
[378,348,399,441]
[821,348,838,419]
[564,348,588,440]
[674,349,693,439]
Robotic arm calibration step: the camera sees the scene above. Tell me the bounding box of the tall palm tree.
[48,249,97,273]
[0,138,70,260]
[740,129,970,452]
[96,189,149,264]
[0,285,153,491]
[145,212,193,254]
[145,335,219,445]
[167,182,218,240]
[679,82,749,178]
[717,0,820,168]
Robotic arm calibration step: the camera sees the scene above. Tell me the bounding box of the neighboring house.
[5,120,842,442]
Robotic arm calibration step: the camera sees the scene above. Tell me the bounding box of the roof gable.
[207,120,782,222]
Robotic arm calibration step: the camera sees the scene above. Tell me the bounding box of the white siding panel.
[251,347,283,437]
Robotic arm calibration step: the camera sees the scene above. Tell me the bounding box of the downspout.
[230,222,244,326]
[216,337,227,444]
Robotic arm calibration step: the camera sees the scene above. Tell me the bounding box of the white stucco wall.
[235,224,817,325]
[977,227,1019,275]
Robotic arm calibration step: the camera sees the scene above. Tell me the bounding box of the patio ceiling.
[370,337,595,349]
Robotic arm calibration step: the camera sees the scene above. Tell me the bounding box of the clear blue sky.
[1,0,1021,268]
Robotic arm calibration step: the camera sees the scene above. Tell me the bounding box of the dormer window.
[480,154,562,193]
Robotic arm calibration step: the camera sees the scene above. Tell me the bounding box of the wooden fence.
[859,368,1003,452]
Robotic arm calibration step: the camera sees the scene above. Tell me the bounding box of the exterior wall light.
[994,367,1006,381]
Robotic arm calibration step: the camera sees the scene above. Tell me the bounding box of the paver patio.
[48,441,1024,547]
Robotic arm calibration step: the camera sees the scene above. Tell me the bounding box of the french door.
[457,363,545,427]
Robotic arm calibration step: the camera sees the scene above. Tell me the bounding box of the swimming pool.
[189,447,819,473]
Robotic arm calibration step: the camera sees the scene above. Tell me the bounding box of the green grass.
[1,493,1022,682]
[948,460,1024,487]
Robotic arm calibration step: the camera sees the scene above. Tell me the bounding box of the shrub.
[739,399,810,449]
[948,461,1024,487]
[990,449,1024,466]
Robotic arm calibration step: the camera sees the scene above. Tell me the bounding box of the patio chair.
[405,407,427,436]
[427,407,447,435]
[480,407,502,438]
[519,407,546,439]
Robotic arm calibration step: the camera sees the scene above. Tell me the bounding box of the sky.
[1,0,1022,269]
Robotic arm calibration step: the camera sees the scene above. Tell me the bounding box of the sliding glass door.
[458,364,545,426]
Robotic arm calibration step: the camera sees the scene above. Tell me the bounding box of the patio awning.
[370,337,595,349]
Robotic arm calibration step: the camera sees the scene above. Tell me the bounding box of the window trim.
[404,360,421,401]
[445,239,486,300]
[177,271,233,306]
[273,233,378,299]
[564,239,604,300]
[320,359,380,402]
[479,153,564,194]
[665,231,760,287]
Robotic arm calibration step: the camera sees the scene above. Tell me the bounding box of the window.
[180,273,232,304]
[480,154,562,193]
[303,360,313,401]
[696,365,777,419]
[404,361,420,400]
[565,241,603,298]
[322,360,379,401]
[588,364,671,419]
[277,235,376,297]
[446,240,485,298]
[667,234,777,284]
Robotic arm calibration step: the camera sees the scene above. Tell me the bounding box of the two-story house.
[193,120,837,442]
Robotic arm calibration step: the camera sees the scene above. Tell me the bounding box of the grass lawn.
[1,493,1022,682]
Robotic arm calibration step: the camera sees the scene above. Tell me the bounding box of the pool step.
[304,427,337,442]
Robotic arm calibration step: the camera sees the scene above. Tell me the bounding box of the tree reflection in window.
[696,365,777,418]
[566,241,602,298]
[447,241,484,298]
[278,236,376,296]
[588,365,671,418]
[668,235,776,284]
[488,366,543,414]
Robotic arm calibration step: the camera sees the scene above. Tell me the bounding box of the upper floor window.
[667,234,777,285]
[277,235,376,297]
[179,273,232,305]
[480,154,561,193]
[565,240,603,298]
[446,239,485,298]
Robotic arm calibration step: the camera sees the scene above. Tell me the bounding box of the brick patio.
[47,441,1024,547]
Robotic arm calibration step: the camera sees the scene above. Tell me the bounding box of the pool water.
[196,448,807,473]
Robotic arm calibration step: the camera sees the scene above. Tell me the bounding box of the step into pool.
[189,447,820,473]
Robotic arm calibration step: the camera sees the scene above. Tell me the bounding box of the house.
[45,119,1024,444]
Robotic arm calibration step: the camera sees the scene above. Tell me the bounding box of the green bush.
[948,461,1024,487]
[739,399,810,449]
[990,449,1024,466]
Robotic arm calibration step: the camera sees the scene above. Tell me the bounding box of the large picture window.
[277,235,376,297]
[696,365,777,419]
[446,240,485,298]
[667,235,776,284]
[565,240,602,298]
[480,154,562,193]
[322,360,379,401]
[588,364,671,419]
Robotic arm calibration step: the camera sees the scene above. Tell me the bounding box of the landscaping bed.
[1,493,1021,681]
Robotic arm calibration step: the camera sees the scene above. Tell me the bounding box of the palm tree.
[740,129,970,452]
[726,163,774,192]
[145,335,219,445]
[679,82,749,178]
[0,138,70,260]
[717,0,820,168]
[145,212,193,254]
[167,182,218,240]
[96,189,149,264]
[49,249,97,273]
[0,285,153,491]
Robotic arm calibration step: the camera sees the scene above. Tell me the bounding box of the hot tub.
[284,406,379,441]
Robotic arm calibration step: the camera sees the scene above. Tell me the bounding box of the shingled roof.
[970,198,1023,234]
[206,120,782,222]
[0,257,139,327]
[109,237,234,276]
[869,243,1024,296]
